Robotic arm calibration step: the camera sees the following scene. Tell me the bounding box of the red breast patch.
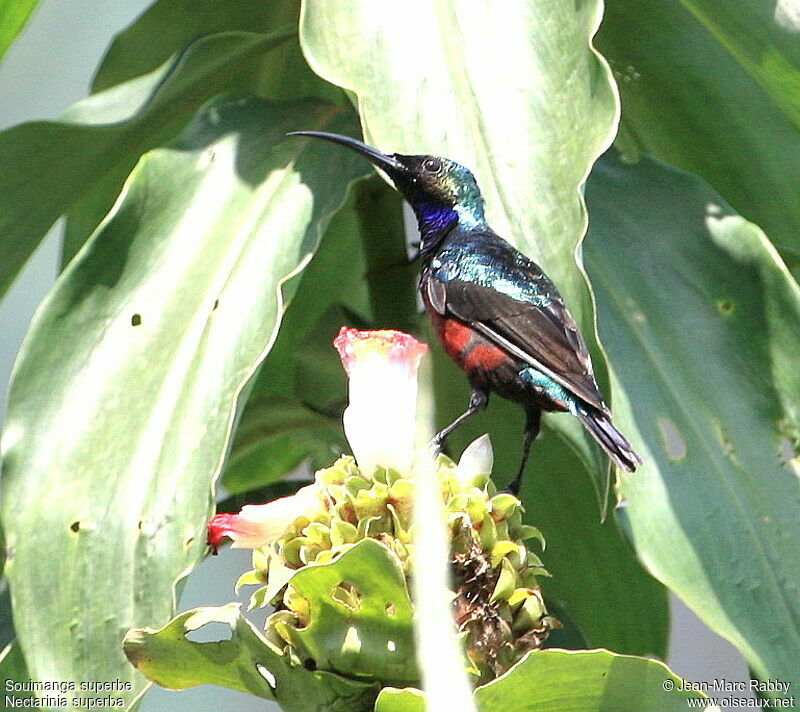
[439,317,473,360]
[463,343,509,372]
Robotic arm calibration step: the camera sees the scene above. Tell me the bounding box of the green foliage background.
[0,0,798,709]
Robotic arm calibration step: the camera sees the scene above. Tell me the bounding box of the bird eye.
[422,158,442,173]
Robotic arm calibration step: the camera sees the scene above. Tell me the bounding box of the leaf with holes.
[0,95,367,706]
[299,0,620,493]
[124,603,379,712]
[585,151,800,690]
[276,539,418,685]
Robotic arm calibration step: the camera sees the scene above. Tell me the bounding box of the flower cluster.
[207,327,558,683]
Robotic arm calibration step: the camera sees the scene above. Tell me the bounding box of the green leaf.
[0,96,366,705]
[84,3,344,258]
[431,343,668,659]
[91,0,297,92]
[474,649,704,711]
[540,599,590,651]
[375,687,426,712]
[299,0,620,490]
[124,604,379,712]
[352,176,417,333]
[224,176,414,494]
[223,396,345,494]
[0,0,41,61]
[0,641,32,699]
[598,0,800,261]
[68,23,341,264]
[0,577,14,650]
[585,151,800,689]
[677,0,800,132]
[224,173,416,494]
[377,649,702,712]
[249,185,373,402]
[522,429,668,658]
[0,29,293,296]
[222,183,376,492]
[279,539,418,685]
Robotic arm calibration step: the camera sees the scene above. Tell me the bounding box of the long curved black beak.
[287,131,410,180]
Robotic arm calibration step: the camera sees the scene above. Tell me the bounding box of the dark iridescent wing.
[427,235,608,412]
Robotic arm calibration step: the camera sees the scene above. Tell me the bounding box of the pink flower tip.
[334,327,428,376]
[207,513,238,554]
[206,484,321,552]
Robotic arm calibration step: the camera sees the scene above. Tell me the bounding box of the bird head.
[289,131,486,235]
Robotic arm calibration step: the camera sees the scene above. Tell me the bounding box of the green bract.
[239,454,557,685]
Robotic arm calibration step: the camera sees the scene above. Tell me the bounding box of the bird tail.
[577,407,642,473]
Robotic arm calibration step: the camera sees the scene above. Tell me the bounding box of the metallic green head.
[288,131,486,229]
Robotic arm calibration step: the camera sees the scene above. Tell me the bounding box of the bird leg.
[506,407,542,496]
[430,387,489,454]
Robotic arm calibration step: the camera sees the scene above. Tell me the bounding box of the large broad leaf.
[124,604,379,712]
[222,184,378,493]
[431,345,668,659]
[0,96,366,706]
[0,24,340,298]
[299,0,620,488]
[0,0,41,61]
[91,0,296,92]
[677,0,800,132]
[585,152,800,690]
[474,649,705,712]
[224,175,416,494]
[375,649,704,712]
[64,2,344,265]
[597,0,800,261]
[0,29,286,295]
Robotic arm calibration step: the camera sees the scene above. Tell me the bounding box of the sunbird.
[290,131,641,494]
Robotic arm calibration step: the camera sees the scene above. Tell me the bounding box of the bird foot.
[428,433,446,457]
[502,479,521,497]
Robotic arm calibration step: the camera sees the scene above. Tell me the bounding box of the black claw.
[503,479,521,497]
[429,434,445,455]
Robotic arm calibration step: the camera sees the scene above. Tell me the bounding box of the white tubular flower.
[334,326,428,477]
[207,484,322,552]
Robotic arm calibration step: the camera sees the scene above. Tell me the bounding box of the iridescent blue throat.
[415,200,486,241]
[416,203,458,237]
